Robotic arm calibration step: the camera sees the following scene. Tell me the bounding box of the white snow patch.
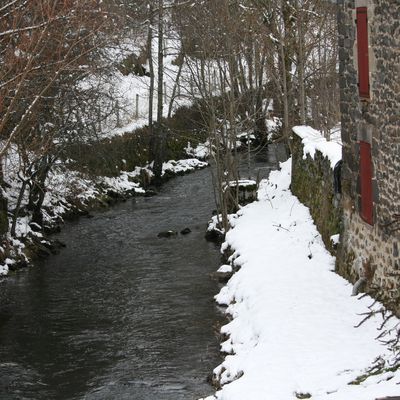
[162,158,208,175]
[226,179,256,189]
[185,141,210,160]
[0,264,9,276]
[217,265,233,274]
[331,234,340,245]
[102,170,145,194]
[292,125,342,168]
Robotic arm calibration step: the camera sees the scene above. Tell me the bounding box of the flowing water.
[0,146,284,400]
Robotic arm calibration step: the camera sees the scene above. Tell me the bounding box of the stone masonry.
[291,134,342,255]
[337,0,400,307]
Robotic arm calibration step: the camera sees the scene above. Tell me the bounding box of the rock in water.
[157,230,178,238]
[180,228,191,235]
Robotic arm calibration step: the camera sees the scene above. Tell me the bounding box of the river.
[0,146,284,400]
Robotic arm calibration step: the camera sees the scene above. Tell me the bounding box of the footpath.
[204,159,400,400]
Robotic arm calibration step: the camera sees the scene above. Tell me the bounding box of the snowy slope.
[95,36,196,139]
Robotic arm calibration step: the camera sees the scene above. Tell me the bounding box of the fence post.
[135,94,139,119]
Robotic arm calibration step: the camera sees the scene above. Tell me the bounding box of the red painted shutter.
[359,141,373,224]
[356,7,370,99]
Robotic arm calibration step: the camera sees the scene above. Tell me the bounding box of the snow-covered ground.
[202,159,400,400]
[95,36,202,139]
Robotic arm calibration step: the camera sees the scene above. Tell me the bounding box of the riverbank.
[203,159,400,400]
[0,153,208,276]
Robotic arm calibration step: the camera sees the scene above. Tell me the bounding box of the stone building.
[337,0,400,306]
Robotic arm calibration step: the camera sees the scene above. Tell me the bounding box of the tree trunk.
[254,46,267,139]
[152,0,165,184]
[27,157,52,227]
[147,1,155,160]
[296,0,306,125]
[280,40,291,156]
[10,179,27,237]
[168,50,184,118]
[0,162,8,236]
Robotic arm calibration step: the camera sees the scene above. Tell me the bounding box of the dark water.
[0,146,283,400]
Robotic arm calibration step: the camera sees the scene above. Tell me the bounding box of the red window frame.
[356,7,370,99]
[359,141,373,225]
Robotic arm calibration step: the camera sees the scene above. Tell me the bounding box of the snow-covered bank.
[0,157,207,276]
[203,159,400,400]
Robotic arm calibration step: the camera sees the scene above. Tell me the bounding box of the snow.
[331,234,340,245]
[185,141,210,160]
[217,265,233,274]
[0,264,8,276]
[236,132,256,140]
[207,215,226,236]
[162,158,208,175]
[95,36,196,139]
[266,117,281,137]
[102,170,146,194]
[292,125,342,169]
[226,179,256,188]
[202,158,400,400]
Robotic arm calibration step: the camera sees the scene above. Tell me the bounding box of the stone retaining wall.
[291,133,342,254]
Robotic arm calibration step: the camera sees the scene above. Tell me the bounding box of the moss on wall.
[291,134,342,254]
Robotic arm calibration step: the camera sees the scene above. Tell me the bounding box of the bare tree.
[151,0,166,183]
[0,0,125,238]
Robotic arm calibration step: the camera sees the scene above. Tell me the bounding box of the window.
[359,141,373,224]
[356,7,370,99]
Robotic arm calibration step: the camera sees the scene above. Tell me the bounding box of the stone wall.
[291,134,342,254]
[337,0,400,306]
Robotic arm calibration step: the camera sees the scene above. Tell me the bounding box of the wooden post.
[135,94,139,119]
